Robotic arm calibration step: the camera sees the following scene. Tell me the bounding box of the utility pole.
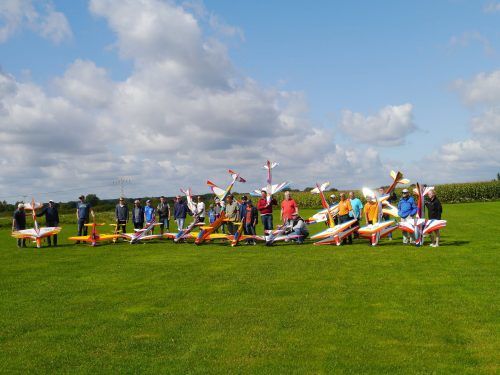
[113,177,132,198]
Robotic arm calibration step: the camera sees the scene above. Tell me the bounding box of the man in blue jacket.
[398,188,417,244]
[174,196,188,230]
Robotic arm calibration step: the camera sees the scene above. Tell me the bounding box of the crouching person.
[290,214,309,244]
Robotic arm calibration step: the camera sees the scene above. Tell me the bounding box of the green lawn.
[0,202,498,374]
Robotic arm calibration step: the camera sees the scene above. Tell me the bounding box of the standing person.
[174,195,188,231]
[398,188,417,244]
[281,191,298,225]
[196,196,206,224]
[290,214,309,244]
[208,204,216,225]
[12,203,27,248]
[257,191,277,232]
[132,200,144,229]
[425,189,443,247]
[39,200,60,246]
[349,192,363,238]
[76,195,94,243]
[378,187,393,240]
[364,197,378,225]
[224,194,239,235]
[330,194,339,225]
[214,197,223,233]
[238,196,248,221]
[157,196,170,234]
[114,197,129,234]
[338,193,353,244]
[144,200,155,233]
[244,200,258,245]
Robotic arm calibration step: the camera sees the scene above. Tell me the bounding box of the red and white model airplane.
[308,182,358,245]
[251,160,290,204]
[207,169,246,202]
[121,219,162,244]
[398,183,447,246]
[358,188,399,246]
[11,199,62,248]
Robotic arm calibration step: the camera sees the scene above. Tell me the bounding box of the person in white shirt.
[196,196,206,224]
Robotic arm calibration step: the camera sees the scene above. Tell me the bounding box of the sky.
[1,0,499,203]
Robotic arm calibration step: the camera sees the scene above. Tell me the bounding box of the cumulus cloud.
[0,0,72,43]
[448,31,494,56]
[0,0,387,202]
[483,1,500,13]
[338,103,416,147]
[454,69,500,106]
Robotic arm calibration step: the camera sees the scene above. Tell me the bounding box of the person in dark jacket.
[12,203,27,248]
[157,196,170,234]
[132,200,144,229]
[425,189,443,247]
[39,200,60,246]
[398,189,418,244]
[76,195,94,243]
[243,199,258,245]
[115,197,129,234]
[174,196,188,230]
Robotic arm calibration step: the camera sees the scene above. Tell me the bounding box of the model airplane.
[121,220,162,244]
[194,212,233,245]
[305,183,339,225]
[251,160,290,204]
[163,188,204,242]
[254,224,301,246]
[226,219,263,246]
[379,170,410,218]
[308,182,358,243]
[398,183,447,246]
[207,169,246,202]
[11,199,62,248]
[68,220,119,246]
[357,188,398,246]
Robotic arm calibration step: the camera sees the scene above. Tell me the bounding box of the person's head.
[241,195,247,202]
[209,204,214,209]
[428,189,436,199]
[146,199,151,206]
[261,191,267,198]
[215,197,220,205]
[18,203,24,210]
[78,195,85,202]
[402,188,410,198]
[119,197,125,204]
[134,199,140,206]
[370,196,377,203]
[197,196,202,202]
[378,187,385,195]
[160,196,166,203]
[226,194,233,203]
[340,193,346,201]
[247,199,253,207]
[330,194,336,201]
[49,200,54,207]
[349,191,355,199]
[284,191,291,200]
[175,195,181,202]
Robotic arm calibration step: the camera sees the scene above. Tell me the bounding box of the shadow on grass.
[440,240,470,247]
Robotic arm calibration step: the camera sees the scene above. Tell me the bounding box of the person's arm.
[280,203,284,222]
[90,208,95,219]
[294,201,299,216]
[76,208,79,220]
[55,209,59,225]
[12,217,16,231]
[168,204,171,220]
[115,205,119,221]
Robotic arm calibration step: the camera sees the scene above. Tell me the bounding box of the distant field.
[0,202,498,373]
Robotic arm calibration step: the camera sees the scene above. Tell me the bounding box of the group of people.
[12,186,443,247]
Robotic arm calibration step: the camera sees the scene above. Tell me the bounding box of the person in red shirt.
[257,191,277,231]
[281,191,298,224]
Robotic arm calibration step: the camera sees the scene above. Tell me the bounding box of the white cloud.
[0,0,388,202]
[338,103,416,147]
[454,70,500,105]
[483,1,500,13]
[0,0,72,43]
[448,31,494,56]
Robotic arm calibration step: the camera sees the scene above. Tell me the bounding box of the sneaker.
[403,238,408,244]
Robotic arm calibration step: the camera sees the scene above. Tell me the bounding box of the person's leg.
[434,230,440,247]
[47,235,52,246]
[17,238,21,248]
[83,219,89,236]
[53,234,58,246]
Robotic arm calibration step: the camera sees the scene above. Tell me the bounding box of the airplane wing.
[11,229,38,238]
[423,219,446,235]
[270,182,291,195]
[307,204,339,224]
[207,180,226,199]
[358,220,395,236]
[311,219,357,240]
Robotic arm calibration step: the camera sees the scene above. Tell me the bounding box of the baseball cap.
[402,189,409,193]
[146,199,151,203]
[330,194,336,199]
[78,195,85,200]
[18,203,24,208]
[134,199,140,204]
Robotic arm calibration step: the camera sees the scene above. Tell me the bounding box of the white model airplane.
[358,188,398,246]
[398,183,447,246]
[121,220,162,244]
[309,182,358,244]
[206,169,246,201]
[251,160,290,204]
[12,199,62,248]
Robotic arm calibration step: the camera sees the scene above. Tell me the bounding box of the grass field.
[0,202,499,373]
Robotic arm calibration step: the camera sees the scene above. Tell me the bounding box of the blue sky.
[0,0,499,202]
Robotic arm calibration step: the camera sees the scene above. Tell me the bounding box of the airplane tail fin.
[264,161,279,170]
[228,170,246,183]
[180,188,192,197]
[311,182,330,194]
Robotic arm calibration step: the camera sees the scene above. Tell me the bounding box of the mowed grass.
[0,202,498,374]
